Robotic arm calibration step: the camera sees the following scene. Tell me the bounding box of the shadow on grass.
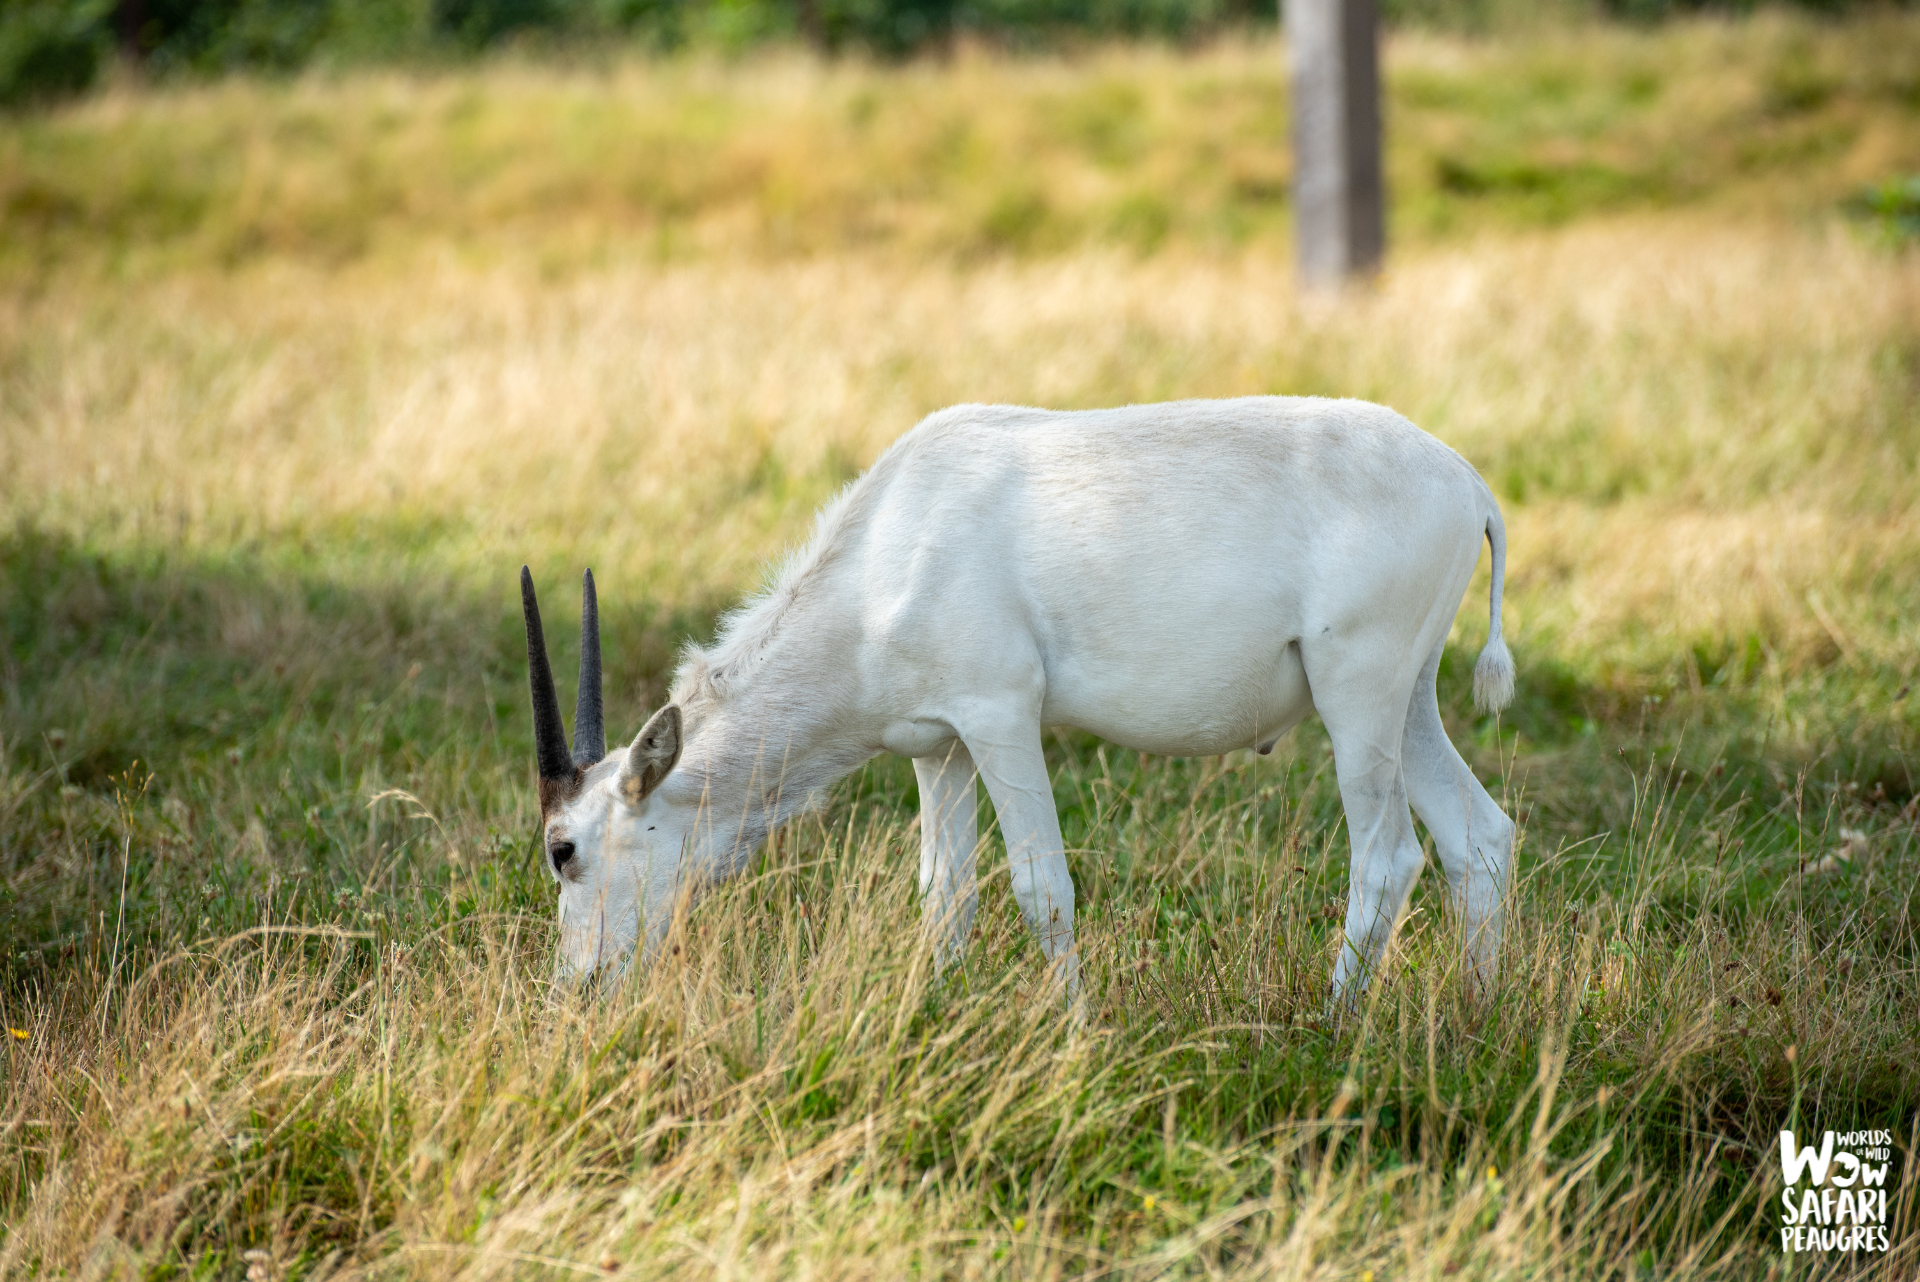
[0,521,716,1001]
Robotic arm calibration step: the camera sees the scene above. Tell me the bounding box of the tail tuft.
[1473,636,1515,715]
[1475,506,1515,715]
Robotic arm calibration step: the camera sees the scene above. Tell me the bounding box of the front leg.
[959,720,1079,1001]
[913,740,979,971]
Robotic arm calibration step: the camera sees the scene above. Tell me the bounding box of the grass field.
[3,11,1919,1279]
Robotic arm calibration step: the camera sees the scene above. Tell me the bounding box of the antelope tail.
[1472,508,1516,715]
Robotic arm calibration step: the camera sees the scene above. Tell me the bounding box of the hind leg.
[1400,641,1515,992]
[1308,649,1429,1003]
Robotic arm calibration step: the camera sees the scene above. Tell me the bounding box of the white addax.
[521,396,1517,1002]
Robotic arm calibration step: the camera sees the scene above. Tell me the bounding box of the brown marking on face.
[538,768,585,816]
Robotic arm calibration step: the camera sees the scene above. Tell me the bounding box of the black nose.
[550,840,576,871]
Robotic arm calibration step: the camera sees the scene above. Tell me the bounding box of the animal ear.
[619,704,682,806]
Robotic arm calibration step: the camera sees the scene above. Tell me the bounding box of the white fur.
[540,396,1517,1002]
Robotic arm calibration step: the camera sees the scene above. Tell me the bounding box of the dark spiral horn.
[521,567,573,782]
[573,569,605,767]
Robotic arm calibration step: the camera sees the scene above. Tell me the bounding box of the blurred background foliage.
[0,0,1907,106]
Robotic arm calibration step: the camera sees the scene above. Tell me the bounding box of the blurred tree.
[818,0,951,52]
[0,0,1903,109]
[0,0,112,103]
[435,0,553,45]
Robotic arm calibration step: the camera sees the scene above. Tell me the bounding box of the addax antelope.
[521,396,1517,1002]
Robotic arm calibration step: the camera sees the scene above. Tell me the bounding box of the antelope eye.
[549,840,577,871]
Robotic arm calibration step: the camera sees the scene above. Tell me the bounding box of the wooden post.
[1287,0,1384,287]
[796,0,825,49]
[116,0,149,56]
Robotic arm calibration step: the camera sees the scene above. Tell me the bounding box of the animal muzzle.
[553,914,640,993]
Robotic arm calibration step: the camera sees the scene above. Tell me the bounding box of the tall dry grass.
[3,219,1914,678]
[8,780,1915,1279]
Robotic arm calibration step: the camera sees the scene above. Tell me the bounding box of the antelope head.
[521,567,690,985]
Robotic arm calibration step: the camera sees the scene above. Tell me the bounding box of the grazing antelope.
[523,396,1517,1002]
